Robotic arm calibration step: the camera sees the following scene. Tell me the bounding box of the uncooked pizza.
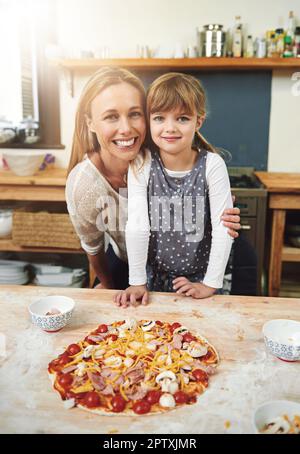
[48,319,219,415]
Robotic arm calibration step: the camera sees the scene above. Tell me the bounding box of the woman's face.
[87,82,146,163]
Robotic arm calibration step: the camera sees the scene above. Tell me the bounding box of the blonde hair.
[68,66,146,174]
[146,72,216,153]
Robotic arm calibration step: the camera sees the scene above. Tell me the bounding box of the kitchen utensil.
[17,117,40,144]
[198,24,227,57]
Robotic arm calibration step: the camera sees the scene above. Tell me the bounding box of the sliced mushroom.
[94,348,105,359]
[159,393,176,408]
[156,371,177,392]
[129,341,143,351]
[146,343,157,351]
[173,326,189,335]
[83,345,94,359]
[63,398,76,409]
[75,362,87,377]
[119,318,137,332]
[124,357,134,368]
[187,341,208,358]
[261,417,290,434]
[144,333,155,340]
[104,356,123,368]
[125,349,135,357]
[168,381,179,394]
[141,320,156,332]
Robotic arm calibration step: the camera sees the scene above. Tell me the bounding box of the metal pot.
[198,24,227,57]
[17,117,40,145]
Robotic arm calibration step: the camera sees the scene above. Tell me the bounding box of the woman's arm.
[87,250,114,289]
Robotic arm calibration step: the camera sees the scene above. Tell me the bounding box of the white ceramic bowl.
[263,319,300,361]
[253,400,300,434]
[3,150,46,176]
[0,209,13,237]
[29,295,75,332]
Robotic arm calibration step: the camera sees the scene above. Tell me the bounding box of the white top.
[65,158,128,262]
[126,150,233,288]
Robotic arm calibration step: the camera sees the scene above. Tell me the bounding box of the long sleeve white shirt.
[125,149,233,289]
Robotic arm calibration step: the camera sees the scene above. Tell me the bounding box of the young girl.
[114,72,234,306]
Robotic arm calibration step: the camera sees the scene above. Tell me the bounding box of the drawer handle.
[240,225,251,230]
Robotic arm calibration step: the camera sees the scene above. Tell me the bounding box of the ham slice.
[87,334,105,342]
[101,384,114,396]
[192,360,216,375]
[125,368,145,385]
[87,371,106,391]
[62,365,78,374]
[125,384,148,401]
[172,334,183,350]
[101,368,118,379]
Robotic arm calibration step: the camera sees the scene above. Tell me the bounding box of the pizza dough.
[48,319,219,415]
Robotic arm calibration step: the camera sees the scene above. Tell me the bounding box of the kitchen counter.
[255,171,300,297]
[0,285,299,434]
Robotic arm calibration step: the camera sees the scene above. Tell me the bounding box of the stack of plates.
[0,260,29,285]
[32,264,87,288]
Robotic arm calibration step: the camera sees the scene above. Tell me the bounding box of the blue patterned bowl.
[263,319,300,362]
[29,295,75,332]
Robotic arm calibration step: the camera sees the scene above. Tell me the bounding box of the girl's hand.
[172,277,216,299]
[221,203,241,239]
[114,285,149,308]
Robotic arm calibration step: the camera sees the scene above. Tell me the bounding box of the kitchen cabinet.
[0,169,95,287]
[1,285,299,434]
[255,172,300,297]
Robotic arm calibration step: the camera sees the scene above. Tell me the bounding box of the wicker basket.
[12,209,81,250]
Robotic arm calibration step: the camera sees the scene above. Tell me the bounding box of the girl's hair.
[68,66,146,174]
[146,72,216,153]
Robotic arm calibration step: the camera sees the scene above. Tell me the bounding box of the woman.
[66,67,240,292]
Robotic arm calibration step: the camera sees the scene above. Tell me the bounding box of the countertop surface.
[255,171,300,193]
[0,285,299,434]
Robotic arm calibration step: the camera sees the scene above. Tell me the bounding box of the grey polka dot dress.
[147,149,212,292]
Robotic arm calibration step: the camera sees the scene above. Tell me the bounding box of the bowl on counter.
[263,319,300,361]
[0,209,13,238]
[29,295,75,332]
[253,400,300,434]
[3,150,46,176]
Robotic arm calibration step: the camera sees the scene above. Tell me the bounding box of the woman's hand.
[114,285,149,308]
[222,195,241,238]
[172,277,216,299]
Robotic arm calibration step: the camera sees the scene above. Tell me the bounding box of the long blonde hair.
[146,72,216,153]
[68,66,146,174]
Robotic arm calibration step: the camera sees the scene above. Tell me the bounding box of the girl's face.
[87,82,146,163]
[150,108,203,156]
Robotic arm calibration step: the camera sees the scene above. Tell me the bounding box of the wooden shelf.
[0,238,83,254]
[52,57,300,71]
[282,245,300,262]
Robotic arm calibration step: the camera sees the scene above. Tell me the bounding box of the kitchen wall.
[53,0,300,171]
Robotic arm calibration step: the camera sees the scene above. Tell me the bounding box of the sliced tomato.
[170,322,181,333]
[67,343,81,356]
[83,391,101,408]
[84,336,97,345]
[96,324,108,333]
[155,320,163,326]
[192,369,209,386]
[174,391,188,404]
[57,373,73,389]
[132,400,151,415]
[111,394,126,413]
[146,390,161,405]
[201,350,213,361]
[187,395,197,404]
[57,353,71,367]
[107,334,118,341]
[182,332,196,343]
